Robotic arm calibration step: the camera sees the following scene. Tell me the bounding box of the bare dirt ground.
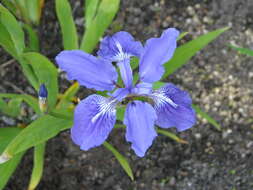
[1,0,253,189]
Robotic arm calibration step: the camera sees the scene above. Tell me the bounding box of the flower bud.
[38,84,48,113]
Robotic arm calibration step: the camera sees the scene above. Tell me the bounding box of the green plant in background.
[229,44,253,56]
[1,0,44,25]
[0,0,227,188]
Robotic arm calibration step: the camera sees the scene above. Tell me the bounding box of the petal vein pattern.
[71,95,117,151]
[151,83,196,132]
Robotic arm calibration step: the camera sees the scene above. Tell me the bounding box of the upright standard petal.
[131,82,153,95]
[139,28,179,83]
[56,50,118,91]
[117,58,133,88]
[71,95,117,150]
[124,101,157,157]
[111,88,130,101]
[151,83,196,132]
[97,31,143,62]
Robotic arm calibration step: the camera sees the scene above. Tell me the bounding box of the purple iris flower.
[55,28,196,157]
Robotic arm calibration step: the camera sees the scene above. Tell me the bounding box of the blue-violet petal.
[56,50,118,91]
[151,83,196,131]
[71,95,117,150]
[139,28,179,83]
[124,101,157,157]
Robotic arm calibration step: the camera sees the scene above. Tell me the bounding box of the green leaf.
[18,58,40,90]
[177,32,188,41]
[0,0,17,14]
[0,127,25,190]
[85,0,100,28]
[56,82,79,109]
[0,5,25,56]
[0,93,40,114]
[56,0,78,50]
[130,56,139,70]
[28,143,45,190]
[1,115,73,158]
[0,152,25,190]
[193,104,221,131]
[116,106,125,121]
[13,0,30,23]
[229,45,253,56]
[0,21,18,58]
[0,98,22,117]
[163,27,229,78]
[23,24,40,52]
[25,0,43,25]
[156,128,188,144]
[103,141,134,180]
[80,0,120,53]
[0,127,22,153]
[0,6,39,89]
[22,52,58,111]
[152,81,165,90]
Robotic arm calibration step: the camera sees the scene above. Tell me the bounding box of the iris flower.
[56,28,196,157]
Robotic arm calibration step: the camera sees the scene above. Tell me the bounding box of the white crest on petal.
[113,41,131,62]
[151,91,178,109]
[91,98,117,123]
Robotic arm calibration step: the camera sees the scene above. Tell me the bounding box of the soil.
[1,0,253,190]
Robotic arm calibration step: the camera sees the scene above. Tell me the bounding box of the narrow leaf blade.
[193,104,221,131]
[56,82,79,109]
[85,0,100,28]
[28,143,46,190]
[0,5,25,56]
[229,45,253,56]
[156,128,188,144]
[163,27,229,78]
[0,152,25,190]
[2,115,73,157]
[56,0,79,50]
[80,0,120,53]
[0,127,25,190]
[0,93,40,114]
[103,141,134,180]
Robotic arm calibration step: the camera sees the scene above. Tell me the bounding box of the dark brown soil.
[1,0,253,190]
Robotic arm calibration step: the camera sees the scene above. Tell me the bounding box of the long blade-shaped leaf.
[0,127,25,190]
[156,129,188,144]
[0,5,25,56]
[23,24,40,52]
[56,0,78,50]
[25,0,43,25]
[229,45,253,56]
[56,82,79,109]
[103,141,134,180]
[0,152,25,190]
[80,0,120,53]
[0,0,17,14]
[193,104,221,131]
[22,52,58,111]
[28,143,46,190]
[85,0,100,28]
[0,93,40,114]
[163,27,229,78]
[0,5,39,89]
[1,115,72,158]
[0,98,22,117]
